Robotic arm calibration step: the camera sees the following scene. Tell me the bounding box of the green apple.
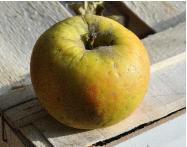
[30,15,150,129]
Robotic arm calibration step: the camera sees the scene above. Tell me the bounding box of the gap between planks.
[121,1,186,32]
[93,108,186,147]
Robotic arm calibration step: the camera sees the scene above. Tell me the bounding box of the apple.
[30,15,150,129]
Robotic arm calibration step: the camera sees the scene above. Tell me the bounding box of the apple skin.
[30,15,150,129]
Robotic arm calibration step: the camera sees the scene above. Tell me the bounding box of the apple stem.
[89,32,97,49]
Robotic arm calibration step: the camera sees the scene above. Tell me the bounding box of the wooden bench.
[0,2,186,147]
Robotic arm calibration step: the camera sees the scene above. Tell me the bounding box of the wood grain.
[122,1,186,32]
[0,121,25,147]
[103,109,185,147]
[143,22,186,64]
[0,2,71,110]
[5,99,46,128]
[21,124,53,147]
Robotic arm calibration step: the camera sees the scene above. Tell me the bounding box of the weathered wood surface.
[143,22,186,64]
[122,1,186,32]
[21,125,52,147]
[0,121,25,147]
[4,21,186,146]
[0,85,35,110]
[5,99,46,128]
[0,2,71,110]
[105,109,185,147]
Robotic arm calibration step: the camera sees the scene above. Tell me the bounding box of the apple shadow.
[0,74,35,110]
[33,113,88,137]
[0,73,91,145]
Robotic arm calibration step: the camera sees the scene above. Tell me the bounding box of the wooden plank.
[0,122,25,147]
[122,1,186,32]
[0,85,35,110]
[0,2,71,109]
[150,52,185,73]
[103,109,185,147]
[143,22,186,64]
[4,123,25,147]
[19,53,185,147]
[21,124,53,147]
[5,99,46,128]
[30,116,104,147]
